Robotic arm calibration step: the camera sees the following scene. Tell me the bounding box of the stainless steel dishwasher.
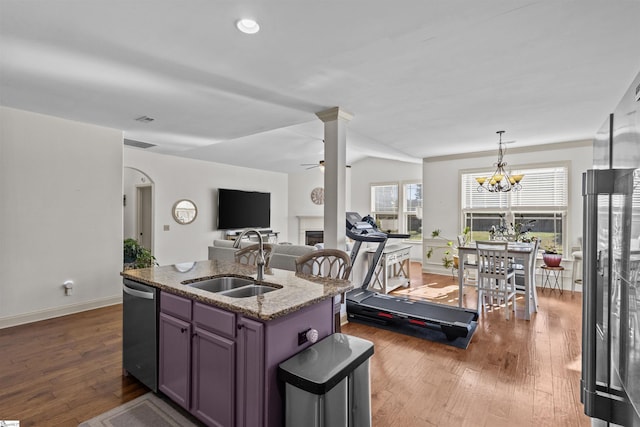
[122,278,159,392]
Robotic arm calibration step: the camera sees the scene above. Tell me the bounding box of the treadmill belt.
[361,294,476,324]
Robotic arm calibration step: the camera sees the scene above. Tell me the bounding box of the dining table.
[457,242,538,320]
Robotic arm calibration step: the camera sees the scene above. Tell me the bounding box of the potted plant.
[426,228,469,274]
[123,238,158,270]
[425,229,454,268]
[542,244,562,267]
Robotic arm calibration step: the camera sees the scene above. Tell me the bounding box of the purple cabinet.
[158,291,333,427]
[158,294,192,410]
[158,313,191,409]
[236,317,265,427]
[192,326,236,427]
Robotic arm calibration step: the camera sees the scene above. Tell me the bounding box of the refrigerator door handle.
[581,170,600,415]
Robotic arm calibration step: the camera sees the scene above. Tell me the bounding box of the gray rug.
[79,392,201,427]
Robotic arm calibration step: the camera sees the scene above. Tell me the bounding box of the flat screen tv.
[217,188,271,230]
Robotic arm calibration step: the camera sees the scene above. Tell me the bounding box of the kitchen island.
[121,259,352,427]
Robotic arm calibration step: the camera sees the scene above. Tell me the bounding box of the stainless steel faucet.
[232,229,265,281]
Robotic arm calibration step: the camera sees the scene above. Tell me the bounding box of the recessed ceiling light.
[236,18,260,34]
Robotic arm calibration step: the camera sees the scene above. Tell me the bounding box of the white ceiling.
[2,1,640,173]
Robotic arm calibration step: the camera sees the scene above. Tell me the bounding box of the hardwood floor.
[0,265,589,426]
[0,305,146,426]
[361,264,589,426]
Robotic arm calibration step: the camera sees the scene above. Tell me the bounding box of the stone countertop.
[121,259,353,321]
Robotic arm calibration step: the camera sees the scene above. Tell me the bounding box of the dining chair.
[457,235,478,284]
[295,249,352,332]
[476,240,517,320]
[511,239,540,313]
[234,243,273,267]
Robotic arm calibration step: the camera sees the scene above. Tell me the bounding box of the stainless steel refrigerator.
[582,70,640,425]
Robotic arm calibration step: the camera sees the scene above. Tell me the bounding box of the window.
[371,182,422,240]
[461,164,568,252]
[371,183,399,233]
[403,182,423,240]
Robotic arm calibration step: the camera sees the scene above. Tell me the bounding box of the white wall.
[0,107,123,327]
[350,157,422,216]
[287,170,325,244]
[124,147,289,265]
[422,140,593,273]
[287,168,354,245]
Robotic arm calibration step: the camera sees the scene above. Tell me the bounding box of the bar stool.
[571,238,583,293]
[571,250,582,292]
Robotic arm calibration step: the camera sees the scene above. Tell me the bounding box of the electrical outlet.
[63,280,74,296]
[298,328,311,345]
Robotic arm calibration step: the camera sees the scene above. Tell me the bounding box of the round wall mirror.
[172,199,198,224]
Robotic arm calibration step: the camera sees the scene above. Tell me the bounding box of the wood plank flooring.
[0,265,589,426]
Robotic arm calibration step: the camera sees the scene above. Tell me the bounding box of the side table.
[366,244,412,293]
[541,265,564,294]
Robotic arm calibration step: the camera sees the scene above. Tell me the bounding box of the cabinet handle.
[237,323,244,330]
[180,327,187,333]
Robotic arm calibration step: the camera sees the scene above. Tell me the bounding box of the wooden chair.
[457,234,477,284]
[476,241,517,319]
[295,249,352,332]
[511,239,540,313]
[234,243,273,267]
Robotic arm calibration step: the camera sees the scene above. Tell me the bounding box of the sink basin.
[184,276,254,293]
[218,284,278,298]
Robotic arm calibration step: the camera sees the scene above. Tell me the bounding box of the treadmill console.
[346,212,410,241]
[346,212,385,240]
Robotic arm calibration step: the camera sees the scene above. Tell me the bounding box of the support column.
[316,107,353,250]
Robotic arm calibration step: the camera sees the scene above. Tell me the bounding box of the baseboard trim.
[0,295,123,329]
[422,265,456,276]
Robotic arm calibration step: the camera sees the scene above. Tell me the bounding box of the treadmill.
[345,212,478,341]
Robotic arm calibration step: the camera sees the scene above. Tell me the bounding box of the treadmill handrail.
[346,227,386,242]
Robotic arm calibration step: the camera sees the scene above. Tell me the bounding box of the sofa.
[207,239,317,271]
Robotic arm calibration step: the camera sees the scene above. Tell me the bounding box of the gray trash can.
[278,333,374,427]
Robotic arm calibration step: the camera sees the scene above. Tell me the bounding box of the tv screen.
[217,188,271,230]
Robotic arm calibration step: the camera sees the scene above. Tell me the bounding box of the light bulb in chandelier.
[476,130,524,193]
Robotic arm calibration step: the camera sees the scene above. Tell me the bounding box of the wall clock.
[310,187,324,205]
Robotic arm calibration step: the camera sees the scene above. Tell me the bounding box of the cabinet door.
[236,317,265,427]
[158,312,191,409]
[192,326,236,427]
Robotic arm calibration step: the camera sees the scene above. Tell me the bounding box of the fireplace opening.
[305,230,324,246]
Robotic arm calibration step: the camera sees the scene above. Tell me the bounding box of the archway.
[123,167,155,252]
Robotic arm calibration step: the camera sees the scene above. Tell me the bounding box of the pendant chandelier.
[475,131,524,193]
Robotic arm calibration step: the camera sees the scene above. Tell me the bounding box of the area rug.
[79,392,201,427]
[349,316,477,349]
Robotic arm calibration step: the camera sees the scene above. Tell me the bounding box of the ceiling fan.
[300,160,325,171]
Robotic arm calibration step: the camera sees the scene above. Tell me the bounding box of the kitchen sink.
[184,276,254,293]
[218,284,279,298]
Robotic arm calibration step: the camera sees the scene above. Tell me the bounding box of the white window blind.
[371,184,398,212]
[462,166,568,209]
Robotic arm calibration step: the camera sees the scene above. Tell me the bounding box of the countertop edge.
[121,261,353,321]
